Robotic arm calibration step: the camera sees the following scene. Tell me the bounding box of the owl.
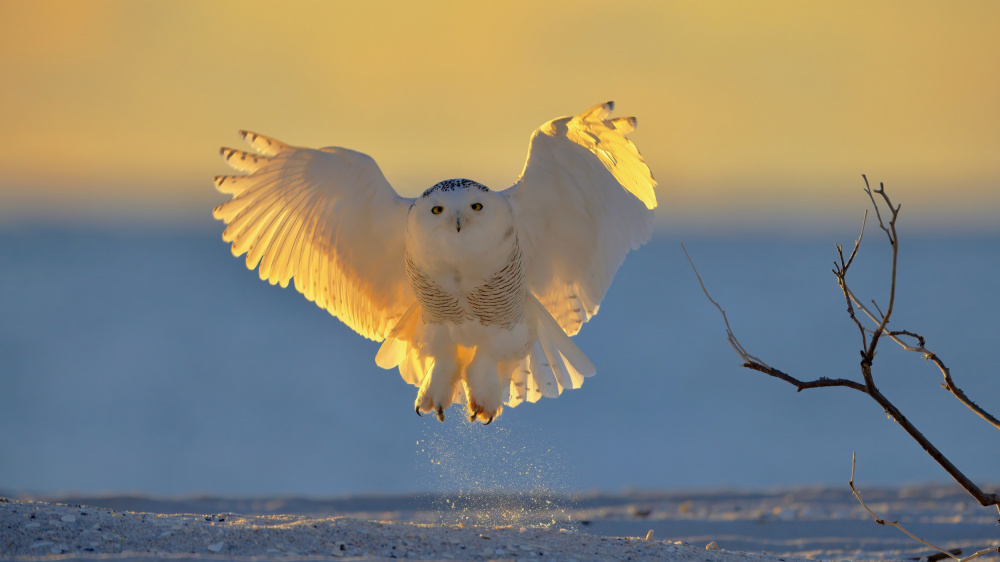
[212,102,657,424]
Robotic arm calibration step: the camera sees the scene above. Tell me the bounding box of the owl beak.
[454,212,463,233]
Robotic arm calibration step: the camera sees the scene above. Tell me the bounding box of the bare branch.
[741,361,867,393]
[681,243,771,368]
[687,177,999,510]
[834,241,870,352]
[860,177,900,388]
[886,329,925,348]
[682,243,865,393]
[871,299,885,319]
[850,453,999,562]
[843,208,868,272]
[841,276,1000,431]
[859,372,999,506]
[862,175,888,238]
[863,174,900,244]
[843,180,998,506]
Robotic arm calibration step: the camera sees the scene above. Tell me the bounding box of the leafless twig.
[680,243,770,369]
[682,244,866,393]
[685,177,1000,513]
[854,176,1000,431]
[849,452,999,562]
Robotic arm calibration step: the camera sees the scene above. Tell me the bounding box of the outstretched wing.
[502,102,657,336]
[213,131,417,341]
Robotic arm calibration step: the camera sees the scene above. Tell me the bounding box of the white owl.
[212,102,657,424]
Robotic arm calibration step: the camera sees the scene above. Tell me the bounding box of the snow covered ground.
[4,485,998,561]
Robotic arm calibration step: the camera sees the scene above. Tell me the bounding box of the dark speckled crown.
[421,178,490,198]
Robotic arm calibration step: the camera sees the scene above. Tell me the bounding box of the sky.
[1,0,998,232]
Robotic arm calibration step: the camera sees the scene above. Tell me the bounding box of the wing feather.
[528,341,561,399]
[219,147,270,173]
[213,132,416,341]
[502,101,657,336]
[258,192,310,281]
[250,206,289,274]
[537,327,571,394]
[239,130,289,156]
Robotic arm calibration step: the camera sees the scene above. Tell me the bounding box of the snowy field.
[4,485,1000,561]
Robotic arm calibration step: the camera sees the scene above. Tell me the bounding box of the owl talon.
[435,406,445,422]
[415,406,422,417]
[482,416,494,426]
[469,406,483,422]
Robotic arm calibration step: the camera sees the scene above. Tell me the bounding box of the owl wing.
[213,131,417,341]
[501,102,657,336]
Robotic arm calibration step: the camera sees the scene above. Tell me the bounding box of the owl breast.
[404,236,527,330]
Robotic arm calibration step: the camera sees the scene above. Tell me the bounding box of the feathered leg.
[414,326,462,421]
[464,350,503,424]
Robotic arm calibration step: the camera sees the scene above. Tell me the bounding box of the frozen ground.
[3,485,998,561]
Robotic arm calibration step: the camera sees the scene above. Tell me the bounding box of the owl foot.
[467,402,499,424]
[415,394,450,422]
[414,379,457,422]
[415,403,447,422]
[467,397,501,425]
[464,353,504,425]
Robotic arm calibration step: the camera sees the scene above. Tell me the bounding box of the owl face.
[405,179,514,261]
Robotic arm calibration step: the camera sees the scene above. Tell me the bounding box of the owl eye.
[470,202,483,211]
[431,206,444,214]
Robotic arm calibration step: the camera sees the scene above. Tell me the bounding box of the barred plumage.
[404,254,465,324]
[466,239,526,328]
[404,237,526,329]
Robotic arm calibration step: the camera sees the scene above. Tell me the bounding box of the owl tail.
[503,295,597,408]
[375,297,596,409]
[375,302,428,386]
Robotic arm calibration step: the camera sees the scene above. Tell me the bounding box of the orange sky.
[1,1,997,231]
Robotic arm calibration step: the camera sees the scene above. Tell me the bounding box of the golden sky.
[1,0,997,231]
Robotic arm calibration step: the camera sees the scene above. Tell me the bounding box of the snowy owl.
[212,101,657,424]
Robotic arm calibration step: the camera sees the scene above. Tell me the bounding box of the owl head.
[405,178,514,258]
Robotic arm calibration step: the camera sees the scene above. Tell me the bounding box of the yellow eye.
[431,206,443,214]
[471,202,483,211]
